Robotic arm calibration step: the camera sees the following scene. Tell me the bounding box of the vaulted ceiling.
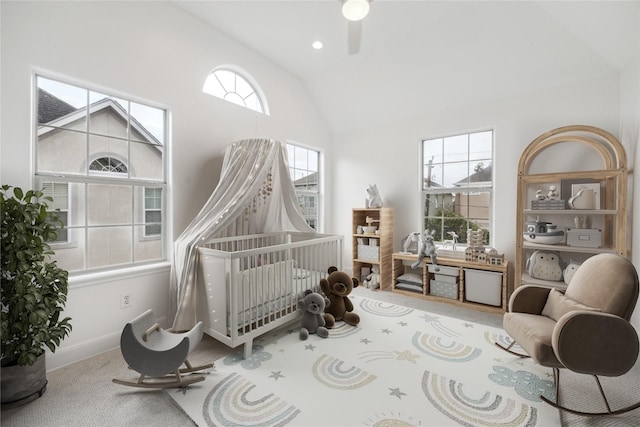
[173,1,639,134]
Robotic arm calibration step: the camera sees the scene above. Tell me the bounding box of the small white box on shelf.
[566,228,602,248]
[464,269,502,306]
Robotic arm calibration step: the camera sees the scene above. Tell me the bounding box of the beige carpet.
[2,287,640,426]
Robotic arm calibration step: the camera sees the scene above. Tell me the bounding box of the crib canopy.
[170,139,314,330]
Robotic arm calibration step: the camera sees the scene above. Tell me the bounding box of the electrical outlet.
[120,293,132,308]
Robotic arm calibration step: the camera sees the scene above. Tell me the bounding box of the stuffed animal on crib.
[363,265,381,289]
[411,230,439,271]
[297,290,330,340]
[321,266,360,328]
[365,184,383,208]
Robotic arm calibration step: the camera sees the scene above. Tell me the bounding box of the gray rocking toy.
[112,309,213,389]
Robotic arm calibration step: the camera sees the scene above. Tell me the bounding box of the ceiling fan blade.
[347,20,362,55]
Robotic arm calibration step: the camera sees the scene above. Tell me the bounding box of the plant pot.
[1,353,48,409]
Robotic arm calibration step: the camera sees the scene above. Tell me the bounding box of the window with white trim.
[35,74,167,274]
[203,67,268,114]
[286,143,320,230]
[421,129,493,246]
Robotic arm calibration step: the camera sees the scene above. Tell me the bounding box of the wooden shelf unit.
[391,252,509,313]
[515,125,628,290]
[352,208,393,290]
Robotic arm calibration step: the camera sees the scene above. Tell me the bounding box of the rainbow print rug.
[168,295,560,426]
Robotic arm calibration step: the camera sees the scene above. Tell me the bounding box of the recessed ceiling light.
[312,41,324,50]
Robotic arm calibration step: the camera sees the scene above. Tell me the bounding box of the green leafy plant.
[1,185,72,366]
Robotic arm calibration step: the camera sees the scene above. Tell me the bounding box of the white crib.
[196,232,343,358]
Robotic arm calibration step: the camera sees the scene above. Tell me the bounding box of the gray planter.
[1,353,48,409]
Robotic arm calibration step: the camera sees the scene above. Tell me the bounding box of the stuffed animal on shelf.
[411,230,439,271]
[365,184,383,208]
[526,250,563,281]
[563,261,581,285]
[297,290,330,340]
[363,265,380,289]
[320,266,360,327]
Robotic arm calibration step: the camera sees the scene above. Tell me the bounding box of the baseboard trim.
[45,314,169,372]
[46,331,120,372]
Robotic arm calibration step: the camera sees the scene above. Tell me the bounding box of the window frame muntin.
[285,140,323,232]
[33,71,170,277]
[420,128,495,247]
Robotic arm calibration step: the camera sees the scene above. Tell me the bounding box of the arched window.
[203,67,268,115]
[89,157,128,174]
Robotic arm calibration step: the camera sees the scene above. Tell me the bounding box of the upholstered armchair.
[499,253,640,416]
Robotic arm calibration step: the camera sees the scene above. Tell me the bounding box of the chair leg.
[541,369,640,416]
[495,340,530,358]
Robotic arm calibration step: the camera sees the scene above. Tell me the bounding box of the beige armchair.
[499,253,639,416]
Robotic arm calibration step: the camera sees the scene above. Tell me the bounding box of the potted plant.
[1,185,72,408]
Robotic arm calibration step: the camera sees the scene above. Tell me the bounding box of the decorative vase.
[568,189,596,210]
[1,353,48,409]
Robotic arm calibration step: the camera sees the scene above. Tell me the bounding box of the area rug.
[168,295,561,426]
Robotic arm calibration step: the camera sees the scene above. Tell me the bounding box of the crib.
[196,232,343,358]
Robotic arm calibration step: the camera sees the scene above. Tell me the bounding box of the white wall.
[333,73,624,262]
[0,1,332,370]
[332,71,636,313]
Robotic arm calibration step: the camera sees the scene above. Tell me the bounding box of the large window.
[421,129,493,246]
[286,143,320,230]
[203,67,268,115]
[35,75,167,274]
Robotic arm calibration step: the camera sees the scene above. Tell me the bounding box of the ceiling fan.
[342,0,371,55]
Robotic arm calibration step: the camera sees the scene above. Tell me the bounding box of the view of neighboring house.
[292,171,318,229]
[454,164,491,230]
[423,163,492,244]
[37,87,164,272]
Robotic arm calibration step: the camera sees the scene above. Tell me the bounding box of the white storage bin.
[430,279,458,300]
[428,264,459,284]
[566,228,602,248]
[464,268,502,306]
[357,245,379,261]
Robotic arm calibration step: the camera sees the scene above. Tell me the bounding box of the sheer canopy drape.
[169,139,313,331]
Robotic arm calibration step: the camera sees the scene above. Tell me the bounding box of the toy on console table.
[297,290,330,340]
[401,231,421,253]
[411,230,439,271]
[321,266,360,327]
[464,229,486,262]
[442,231,459,250]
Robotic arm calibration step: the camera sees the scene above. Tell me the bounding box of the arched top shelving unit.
[518,125,627,176]
[514,125,628,291]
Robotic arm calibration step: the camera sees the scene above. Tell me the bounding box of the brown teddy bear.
[320,266,360,328]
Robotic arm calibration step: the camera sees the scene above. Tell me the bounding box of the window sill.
[69,261,171,289]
